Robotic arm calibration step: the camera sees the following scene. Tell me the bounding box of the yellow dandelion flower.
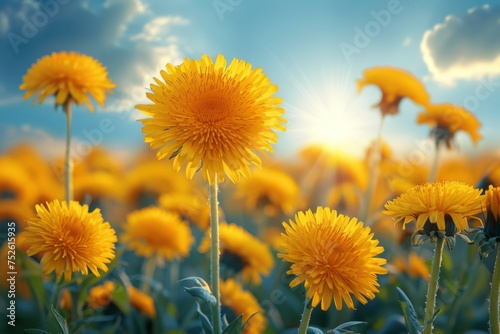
[21,200,117,281]
[489,165,500,187]
[128,285,156,318]
[364,139,393,163]
[87,281,115,309]
[0,157,37,205]
[0,200,34,227]
[7,144,63,203]
[60,288,72,312]
[235,168,300,216]
[407,252,430,281]
[417,103,482,148]
[220,279,267,334]
[79,147,123,175]
[484,185,500,239]
[136,54,286,185]
[436,156,480,186]
[380,159,428,196]
[199,222,274,284]
[74,171,120,202]
[122,207,193,260]
[357,66,430,116]
[383,181,483,233]
[392,253,430,281]
[20,51,115,112]
[327,182,360,214]
[158,192,212,230]
[123,160,192,207]
[278,207,387,311]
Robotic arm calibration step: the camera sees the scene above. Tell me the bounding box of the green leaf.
[47,305,70,334]
[325,321,367,333]
[241,312,259,331]
[306,327,324,334]
[196,302,214,334]
[396,287,423,334]
[178,276,211,289]
[100,316,122,334]
[222,315,243,334]
[184,286,216,304]
[111,281,131,314]
[17,250,46,311]
[24,329,48,334]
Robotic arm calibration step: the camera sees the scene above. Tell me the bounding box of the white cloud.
[131,15,189,42]
[420,4,500,85]
[0,0,191,115]
[104,43,184,119]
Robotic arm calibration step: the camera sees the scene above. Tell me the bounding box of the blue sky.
[1,0,499,162]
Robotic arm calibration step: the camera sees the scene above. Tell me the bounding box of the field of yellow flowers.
[0,51,499,334]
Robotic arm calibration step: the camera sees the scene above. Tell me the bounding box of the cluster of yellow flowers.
[2,51,498,334]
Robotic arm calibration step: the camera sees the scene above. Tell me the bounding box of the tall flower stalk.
[481,186,500,334]
[209,176,221,333]
[359,115,385,223]
[298,298,313,334]
[490,246,500,334]
[63,100,73,202]
[423,237,445,334]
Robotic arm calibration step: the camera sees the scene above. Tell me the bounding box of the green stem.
[141,255,157,294]
[63,100,73,202]
[359,116,385,223]
[428,143,440,182]
[424,237,445,334]
[298,297,313,334]
[49,275,65,311]
[209,176,222,334]
[169,259,179,298]
[490,246,500,334]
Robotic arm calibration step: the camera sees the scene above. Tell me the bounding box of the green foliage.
[397,287,423,334]
[47,305,70,334]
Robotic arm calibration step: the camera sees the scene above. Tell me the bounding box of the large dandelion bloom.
[383,181,483,233]
[21,200,117,281]
[357,66,430,116]
[122,207,194,260]
[158,192,211,230]
[136,54,286,184]
[20,51,115,112]
[278,207,387,311]
[417,103,482,148]
[220,279,267,334]
[199,222,274,284]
